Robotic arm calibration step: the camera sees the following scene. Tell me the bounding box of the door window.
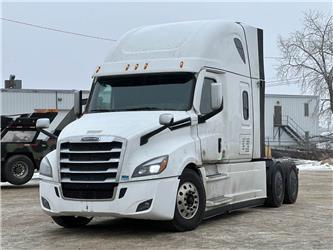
[200,78,216,114]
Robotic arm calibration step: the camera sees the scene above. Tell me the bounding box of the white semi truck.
[38,20,298,231]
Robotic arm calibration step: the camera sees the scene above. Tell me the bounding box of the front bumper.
[39,177,179,220]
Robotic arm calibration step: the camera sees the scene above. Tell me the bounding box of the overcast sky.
[1,1,332,95]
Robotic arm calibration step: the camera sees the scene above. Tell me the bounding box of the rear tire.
[4,155,35,185]
[265,163,285,207]
[283,165,298,204]
[52,216,93,228]
[167,168,206,232]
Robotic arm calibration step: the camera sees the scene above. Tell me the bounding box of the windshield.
[86,73,195,113]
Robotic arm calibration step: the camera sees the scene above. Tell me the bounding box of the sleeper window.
[200,78,216,114]
[242,91,249,120]
[234,38,246,64]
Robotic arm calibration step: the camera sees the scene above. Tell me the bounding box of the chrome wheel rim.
[177,182,199,219]
[12,161,28,178]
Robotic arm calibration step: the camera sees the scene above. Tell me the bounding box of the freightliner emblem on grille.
[81,136,100,142]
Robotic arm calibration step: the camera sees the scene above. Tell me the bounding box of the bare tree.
[278,10,333,114]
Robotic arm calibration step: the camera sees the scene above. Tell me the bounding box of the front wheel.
[3,155,35,185]
[52,216,93,228]
[167,168,206,231]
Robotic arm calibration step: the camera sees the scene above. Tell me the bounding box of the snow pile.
[32,172,40,180]
[294,159,333,171]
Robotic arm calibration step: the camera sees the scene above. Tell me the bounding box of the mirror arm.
[198,102,223,124]
[140,125,168,146]
[37,128,58,140]
[140,117,191,146]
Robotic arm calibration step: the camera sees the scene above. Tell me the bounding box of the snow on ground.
[294,159,333,171]
[32,172,40,180]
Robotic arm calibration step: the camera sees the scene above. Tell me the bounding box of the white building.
[265,94,320,148]
[0,88,89,115]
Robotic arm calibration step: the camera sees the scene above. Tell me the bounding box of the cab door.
[194,70,224,162]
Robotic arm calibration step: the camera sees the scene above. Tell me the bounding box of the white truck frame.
[38,20,298,231]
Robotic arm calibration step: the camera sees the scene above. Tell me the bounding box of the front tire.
[52,216,93,228]
[168,168,206,231]
[4,155,35,185]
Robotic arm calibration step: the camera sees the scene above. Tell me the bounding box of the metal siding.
[1,91,56,115]
[56,92,75,110]
[1,90,90,115]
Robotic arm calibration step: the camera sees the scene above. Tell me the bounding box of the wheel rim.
[11,161,29,179]
[289,170,298,197]
[275,171,283,200]
[177,182,199,219]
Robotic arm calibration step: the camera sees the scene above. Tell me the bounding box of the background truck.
[1,107,82,185]
[38,20,299,231]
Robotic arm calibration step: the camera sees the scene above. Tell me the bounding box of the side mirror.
[36,118,50,129]
[74,90,83,117]
[159,113,174,126]
[211,82,223,110]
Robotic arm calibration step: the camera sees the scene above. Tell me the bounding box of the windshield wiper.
[89,109,112,113]
[89,107,163,113]
[120,107,162,111]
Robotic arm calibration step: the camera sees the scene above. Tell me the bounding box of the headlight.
[39,157,53,178]
[132,156,168,178]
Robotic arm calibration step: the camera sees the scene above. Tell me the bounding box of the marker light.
[134,64,139,70]
[180,61,184,68]
[144,63,148,70]
[125,64,130,71]
[95,66,101,73]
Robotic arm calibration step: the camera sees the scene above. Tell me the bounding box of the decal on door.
[239,134,251,154]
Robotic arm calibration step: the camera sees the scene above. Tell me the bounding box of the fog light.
[136,199,152,212]
[41,197,51,210]
[119,188,127,199]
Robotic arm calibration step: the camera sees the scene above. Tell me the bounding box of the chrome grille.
[59,140,122,199]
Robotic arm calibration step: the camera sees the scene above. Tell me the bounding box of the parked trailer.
[38,20,298,231]
[1,108,81,185]
[1,112,58,185]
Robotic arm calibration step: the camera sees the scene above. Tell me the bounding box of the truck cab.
[39,20,298,231]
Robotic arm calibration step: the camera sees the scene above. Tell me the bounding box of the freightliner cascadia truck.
[38,20,298,231]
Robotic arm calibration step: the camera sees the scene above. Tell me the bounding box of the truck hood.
[59,111,190,140]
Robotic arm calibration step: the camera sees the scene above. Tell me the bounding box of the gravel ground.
[1,171,332,249]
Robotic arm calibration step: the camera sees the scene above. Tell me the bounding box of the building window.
[242,91,249,120]
[234,38,246,64]
[304,103,309,117]
[200,78,216,114]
